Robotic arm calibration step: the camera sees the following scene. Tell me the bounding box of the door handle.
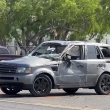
[77,65,84,68]
[97,64,105,67]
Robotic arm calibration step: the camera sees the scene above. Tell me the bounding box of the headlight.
[16,67,31,74]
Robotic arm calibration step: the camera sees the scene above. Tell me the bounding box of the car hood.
[1,56,57,67]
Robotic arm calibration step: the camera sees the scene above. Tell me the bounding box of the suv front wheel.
[29,74,52,97]
[1,87,21,95]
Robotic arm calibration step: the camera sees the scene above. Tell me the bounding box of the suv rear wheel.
[95,74,110,95]
[1,87,20,95]
[29,74,52,97]
[63,88,78,94]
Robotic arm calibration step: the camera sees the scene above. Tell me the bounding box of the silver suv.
[0,40,110,97]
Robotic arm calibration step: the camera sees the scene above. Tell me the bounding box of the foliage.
[0,0,110,51]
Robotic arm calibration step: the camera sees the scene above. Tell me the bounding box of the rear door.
[86,45,106,86]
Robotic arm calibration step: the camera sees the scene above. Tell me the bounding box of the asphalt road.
[0,89,110,110]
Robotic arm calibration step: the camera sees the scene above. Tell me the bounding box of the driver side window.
[67,45,80,60]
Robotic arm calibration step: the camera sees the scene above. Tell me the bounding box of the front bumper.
[0,74,33,89]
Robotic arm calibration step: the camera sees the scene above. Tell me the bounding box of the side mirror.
[63,54,71,62]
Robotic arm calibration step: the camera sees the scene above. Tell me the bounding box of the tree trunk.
[96,34,103,43]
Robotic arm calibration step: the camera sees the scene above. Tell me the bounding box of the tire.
[29,74,52,97]
[1,87,20,95]
[63,88,78,94]
[95,74,110,95]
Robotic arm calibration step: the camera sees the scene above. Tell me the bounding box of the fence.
[6,45,36,55]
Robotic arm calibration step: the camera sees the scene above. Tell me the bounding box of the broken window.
[100,47,110,58]
[67,45,80,60]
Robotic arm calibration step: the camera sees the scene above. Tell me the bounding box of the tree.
[0,0,109,53]
[0,0,7,44]
[88,0,110,42]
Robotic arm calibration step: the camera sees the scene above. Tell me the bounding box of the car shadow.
[0,91,97,98]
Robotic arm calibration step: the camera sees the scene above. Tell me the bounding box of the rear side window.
[87,45,101,59]
[100,47,110,58]
[0,48,9,54]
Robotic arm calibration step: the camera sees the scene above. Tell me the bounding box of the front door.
[58,45,87,87]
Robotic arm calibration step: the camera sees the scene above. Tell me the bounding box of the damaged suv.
[0,40,110,97]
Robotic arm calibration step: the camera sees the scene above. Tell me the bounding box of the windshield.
[30,43,67,59]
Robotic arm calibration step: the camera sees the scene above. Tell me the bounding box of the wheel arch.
[35,73,55,89]
[101,71,110,75]
[95,71,110,86]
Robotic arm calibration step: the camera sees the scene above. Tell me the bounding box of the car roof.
[0,46,8,49]
[43,40,73,45]
[43,40,110,47]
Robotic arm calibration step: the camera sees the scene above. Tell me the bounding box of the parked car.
[0,46,10,54]
[0,46,22,61]
[0,40,110,97]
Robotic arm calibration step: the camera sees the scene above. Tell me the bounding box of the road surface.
[0,89,110,110]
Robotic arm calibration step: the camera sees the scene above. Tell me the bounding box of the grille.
[0,63,17,74]
[0,77,14,80]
